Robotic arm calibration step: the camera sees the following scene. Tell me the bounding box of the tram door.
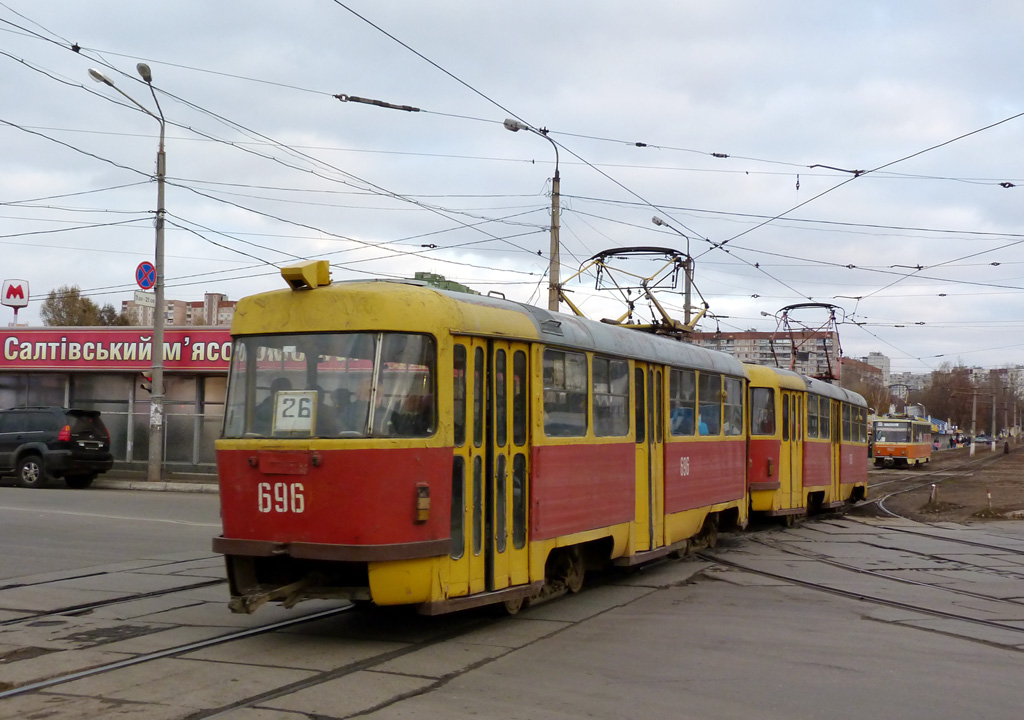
[830,401,843,503]
[634,364,665,552]
[449,337,531,598]
[449,339,487,597]
[487,340,531,591]
[791,394,803,508]
[780,391,803,510]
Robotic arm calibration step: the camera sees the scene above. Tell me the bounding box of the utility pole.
[89,64,167,482]
[651,216,694,325]
[683,256,693,325]
[504,119,560,311]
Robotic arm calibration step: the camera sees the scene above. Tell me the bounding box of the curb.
[93,479,219,494]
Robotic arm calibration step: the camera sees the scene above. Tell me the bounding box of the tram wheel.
[702,518,719,548]
[564,547,585,593]
[502,596,526,615]
[783,514,797,528]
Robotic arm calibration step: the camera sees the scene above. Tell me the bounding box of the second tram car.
[213,262,869,615]
[746,365,868,522]
[873,416,932,467]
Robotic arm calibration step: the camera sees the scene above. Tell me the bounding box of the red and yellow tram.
[213,261,867,615]
[746,365,868,522]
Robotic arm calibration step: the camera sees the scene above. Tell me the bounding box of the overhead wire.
[4,5,1022,372]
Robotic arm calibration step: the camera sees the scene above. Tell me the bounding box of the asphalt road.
[1,487,1024,718]
[0,486,221,580]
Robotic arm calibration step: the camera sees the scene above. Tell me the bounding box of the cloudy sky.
[3,1,1024,375]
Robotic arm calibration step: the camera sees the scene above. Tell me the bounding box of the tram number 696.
[257,482,305,513]
[679,457,690,477]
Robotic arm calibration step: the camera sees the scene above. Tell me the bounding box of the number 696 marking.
[258,482,305,513]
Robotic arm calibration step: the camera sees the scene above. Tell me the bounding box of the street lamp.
[504,119,561,312]
[90,65,167,482]
[651,216,694,325]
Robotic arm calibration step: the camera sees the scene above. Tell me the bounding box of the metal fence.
[98,407,223,476]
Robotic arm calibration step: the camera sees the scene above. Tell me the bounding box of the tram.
[873,416,932,467]
[746,365,869,521]
[213,261,750,615]
[212,261,868,615]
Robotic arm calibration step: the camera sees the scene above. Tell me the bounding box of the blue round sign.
[136,261,156,290]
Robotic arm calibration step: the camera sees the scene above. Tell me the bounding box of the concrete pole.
[683,257,693,326]
[145,71,167,483]
[548,167,560,312]
[970,392,978,456]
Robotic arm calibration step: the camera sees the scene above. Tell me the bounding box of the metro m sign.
[1,280,29,309]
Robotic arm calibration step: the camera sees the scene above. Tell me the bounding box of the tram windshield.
[874,423,909,443]
[222,332,436,439]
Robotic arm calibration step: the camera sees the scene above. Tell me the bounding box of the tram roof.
[773,367,868,407]
[231,278,746,377]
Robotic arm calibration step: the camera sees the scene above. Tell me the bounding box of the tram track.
[0,590,584,714]
[865,452,1008,518]
[830,515,1024,557]
[0,605,352,700]
[698,547,1024,647]
[0,577,226,628]
[5,525,1023,713]
[748,533,1024,603]
[0,555,225,628]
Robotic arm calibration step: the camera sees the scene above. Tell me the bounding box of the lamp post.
[651,216,694,325]
[89,65,166,482]
[504,119,561,312]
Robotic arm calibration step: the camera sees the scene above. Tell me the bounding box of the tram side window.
[453,345,467,447]
[669,369,696,436]
[512,454,527,549]
[593,356,629,437]
[512,351,527,446]
[635,368,646,444]
[495,350,508,448]
[472,456,483,556]
[450,457,465,560]
[698,373,722,435]
[820,399,831,439]
[807,395,819,439]
[750,387,775,435]
[842,403,852,442]
[473,347,484,447]
[782,395,790,442]
[543,349,588,437]
[857,409,867,443]
[723,377,743,436]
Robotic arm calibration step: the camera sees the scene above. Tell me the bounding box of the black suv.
[0,407,113,489]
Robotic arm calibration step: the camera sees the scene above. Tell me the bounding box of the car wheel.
[64,474,96,489]
[16,455,48,488]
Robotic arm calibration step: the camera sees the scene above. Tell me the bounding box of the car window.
[0,412,32,433]
[28,411,61,432]
[67,413,105,435]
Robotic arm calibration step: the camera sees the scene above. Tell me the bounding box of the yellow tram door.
[488,341,531,591]
[831,402,845,504]
[790,392,803,509]
[779,393,792,508]
[779,391,803,511]
[449,338,487,597]
[633,363,665,553]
